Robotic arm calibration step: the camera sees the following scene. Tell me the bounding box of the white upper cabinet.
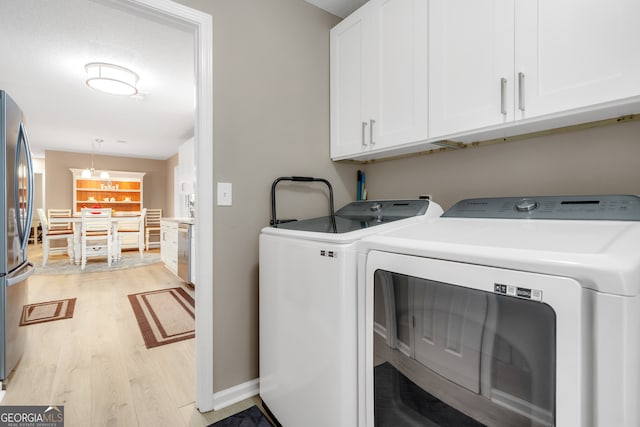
[332,0,640,161]
[428,0,514,137]
[330,7,369,159]
[429,0,640,140]
[515,0,640,119]
[331,0,428,160]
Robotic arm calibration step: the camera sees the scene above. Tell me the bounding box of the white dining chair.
[48,208,72,230]
[80,208,113,270]
[37,208,74,266]
[145,208,162,250]
[47,208,74,254]
[116,208,146,260]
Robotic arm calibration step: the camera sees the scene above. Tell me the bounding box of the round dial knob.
[515,199,538,212]
[369,203,382,212]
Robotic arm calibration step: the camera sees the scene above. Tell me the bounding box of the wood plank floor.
[1,246,262,427]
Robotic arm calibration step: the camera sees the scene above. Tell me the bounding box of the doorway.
[117,0,214,412]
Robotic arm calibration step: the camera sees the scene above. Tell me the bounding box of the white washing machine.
[259,199,443,427]
[356,195,640,427]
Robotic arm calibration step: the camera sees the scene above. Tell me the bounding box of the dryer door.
[362,251,585,427]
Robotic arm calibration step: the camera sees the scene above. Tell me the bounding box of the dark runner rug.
[128,287,194,349]
[19,298,76,326]
[208,405,272,427]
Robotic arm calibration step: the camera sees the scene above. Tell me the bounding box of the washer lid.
[262,200,443,243]
[274,200,431,234]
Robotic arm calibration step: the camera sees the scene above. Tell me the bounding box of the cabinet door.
[516,0,640,119]
[369,0,428,149]
[330,8,370,159]
[428,0,514,138]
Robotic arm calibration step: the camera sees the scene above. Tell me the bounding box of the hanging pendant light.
[81,144,96,178]
[81,139,109,179]
[85,62,139,96]
[96,139,109,179]
[81,167,92,179]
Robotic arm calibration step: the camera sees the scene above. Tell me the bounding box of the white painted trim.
[212,378,260,411]
[120,0,215,412]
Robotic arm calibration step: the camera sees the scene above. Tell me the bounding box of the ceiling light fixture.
[81,139,109,180]
[85,62,139,96]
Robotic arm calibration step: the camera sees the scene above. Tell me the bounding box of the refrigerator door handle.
[14,122,34,254]
[6,261,35,286]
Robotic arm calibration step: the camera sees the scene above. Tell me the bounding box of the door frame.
[122,0,214,412]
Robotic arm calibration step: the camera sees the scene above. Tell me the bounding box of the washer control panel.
[338,199,429,219]
[443,195,640,221]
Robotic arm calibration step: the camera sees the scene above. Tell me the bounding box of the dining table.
[48,213,141,266]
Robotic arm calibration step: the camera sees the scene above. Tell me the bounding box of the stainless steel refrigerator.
[0,90,35,383]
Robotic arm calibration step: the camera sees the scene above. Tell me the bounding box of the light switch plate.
[217,182,232,206]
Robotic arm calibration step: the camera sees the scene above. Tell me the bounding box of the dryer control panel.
[443,195,640,221]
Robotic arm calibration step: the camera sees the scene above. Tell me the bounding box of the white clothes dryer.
[259,198,443,427]
[357,195,640,427]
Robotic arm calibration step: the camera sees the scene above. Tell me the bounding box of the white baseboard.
[211,378,260,411]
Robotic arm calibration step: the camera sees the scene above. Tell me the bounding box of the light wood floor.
[1,246,262,427]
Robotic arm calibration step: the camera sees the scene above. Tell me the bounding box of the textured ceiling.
[0,0,194,159]
[304,0,368,18]
[0,0,360,160]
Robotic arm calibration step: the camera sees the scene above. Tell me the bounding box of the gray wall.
[175,0,352,392]
[363,120,640,209]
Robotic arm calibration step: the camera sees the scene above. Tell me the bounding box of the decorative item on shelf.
[101,182,119,190]
[124,197,131,202]
[88,196,96,202]
[71,168,144,214]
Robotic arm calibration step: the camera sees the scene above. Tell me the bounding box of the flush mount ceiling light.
[85,62,139,96]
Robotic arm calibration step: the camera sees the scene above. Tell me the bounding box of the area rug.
[128,287,195,349]
[34,250,161,275]
[208,406,272,427]
[19,298,76,326]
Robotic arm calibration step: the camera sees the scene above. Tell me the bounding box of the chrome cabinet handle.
[361,122,368,146]
[518,72,525,111]
[370,119,376,145]
[500,78,507,115]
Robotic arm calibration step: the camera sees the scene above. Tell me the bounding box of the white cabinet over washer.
[332,0,640,162]
[330,0,429,160]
